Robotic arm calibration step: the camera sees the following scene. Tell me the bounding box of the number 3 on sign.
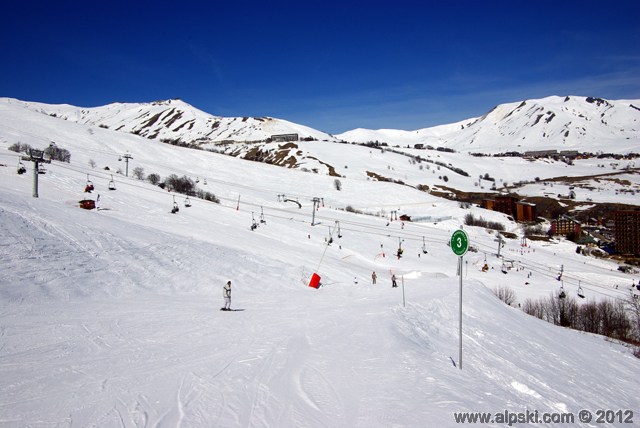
[450,229,469,256]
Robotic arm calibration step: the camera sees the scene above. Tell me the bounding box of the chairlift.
[203,179,207,185]
[195,177,200,183]
[336,221,342,238]
[85,174,94,192]
[250,212,258,231]
[171,196,179,214]
[185,197,192,207]
[17,161,27,175]
[396,238,404,259]
[260,207,266,224]
[38,164,47,174]
[558,283,566,299]
[326,226,333,245]
[577,282,585,299]
[421,236,428,254]
[108,174,116,190]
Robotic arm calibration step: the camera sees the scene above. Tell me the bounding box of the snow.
[1,100,640,426]
[337,95,640,155]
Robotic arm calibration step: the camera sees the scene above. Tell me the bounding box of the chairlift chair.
[85,175,94,192]
[577,283,585,299]
[171,196,179,214]
[250,213,258,231]
[185,197,192,207]
[260,207,266,224]
[559,284,566,299]
[17,161,27,175]
[336,221,342,238]
[421,236,428,254]
[108,175,116,190]
[38,164,47,174]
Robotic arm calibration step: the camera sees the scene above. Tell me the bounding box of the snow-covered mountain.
[5,95,640,157]
[337,96,640,154]
[0,97,338,145]
[1,95,640,426]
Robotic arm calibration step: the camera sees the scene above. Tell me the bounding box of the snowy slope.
[337,95,640,154]
[1,99,639,426]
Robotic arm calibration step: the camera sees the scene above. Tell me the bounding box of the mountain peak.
[337,95,640,154]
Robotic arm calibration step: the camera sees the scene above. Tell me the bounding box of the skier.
[371,271,377,285]
[222,280,232,310]
[391,274,398,288]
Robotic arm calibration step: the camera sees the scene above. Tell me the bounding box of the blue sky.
[2,1,639,134]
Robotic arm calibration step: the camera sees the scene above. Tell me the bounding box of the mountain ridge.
[337,95,640,154]
[2,94,639,155]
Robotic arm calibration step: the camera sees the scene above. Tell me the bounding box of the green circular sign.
[450,229,469,256]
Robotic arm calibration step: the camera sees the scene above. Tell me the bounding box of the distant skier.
[391,274,398,288]
[222,280,232,310]
[371,271,377,285]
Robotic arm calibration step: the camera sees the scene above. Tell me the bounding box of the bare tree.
[493,286,517,306]
[132,166,145,180]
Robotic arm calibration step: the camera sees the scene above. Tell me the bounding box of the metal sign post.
[450,228,469,370]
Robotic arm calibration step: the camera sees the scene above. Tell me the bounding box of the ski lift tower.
[311,197,322,225]
[120,152,133,177]
[21,148,50,198]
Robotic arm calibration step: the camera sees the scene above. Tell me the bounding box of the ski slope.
[1,104,639,426]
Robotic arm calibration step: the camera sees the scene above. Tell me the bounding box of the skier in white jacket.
[222,280,231,310]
